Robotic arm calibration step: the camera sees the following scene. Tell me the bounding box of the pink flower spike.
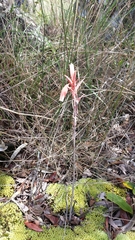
[59,84,69,102]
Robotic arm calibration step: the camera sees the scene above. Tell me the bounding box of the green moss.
[83,208,105,232]
[46,183,68,213]
[0,173,15,197]
[26,226,76,240]
[46,178,125,214]
[115,232,135,240]
[0,202,25,239]
[0,177,134,240]
[8,224,26,240]
[0,202,23,227]
[0,202,109,240]
[74,208,108,240]
[82,178,125,197]
[115,233,131,240]
[25,224,108,240]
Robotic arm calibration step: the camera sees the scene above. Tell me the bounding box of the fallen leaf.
[24,221,43,232]
[109,218,120,230]
[120,214,135,233]
[70,215,81,225]
[44,211,59,226]
[120,209,130,225]
[30,205,44,216]
[45,172,59,183]
[105,216,109,231]
[126,193,132,206]
[89,198,96,207]
[0,142,8,151]
[83,168,92,177]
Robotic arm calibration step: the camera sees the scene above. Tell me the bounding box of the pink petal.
[65,75,72,85]
[69,63,77,90]
[69,63,75,81]
[73,71,77,84]
[59,84,69,102]
[76,78,84,91]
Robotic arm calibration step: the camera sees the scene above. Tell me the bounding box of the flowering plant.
[59,63,83,105]
[59,63,84,220]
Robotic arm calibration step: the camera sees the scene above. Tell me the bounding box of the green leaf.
[133,188,135,195]
[106,192,133,215]
[123,181,135,190]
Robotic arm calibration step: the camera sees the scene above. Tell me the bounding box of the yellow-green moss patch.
[0,176,135,240]
[0,173,15,197]
[0,202,25,239]
[46,178,125,214]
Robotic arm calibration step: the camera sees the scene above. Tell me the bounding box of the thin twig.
[0,106,54,120]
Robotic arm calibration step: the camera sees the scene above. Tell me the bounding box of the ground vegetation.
[0,0,135,239]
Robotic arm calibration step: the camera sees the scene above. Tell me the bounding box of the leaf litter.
[1,105,135,237]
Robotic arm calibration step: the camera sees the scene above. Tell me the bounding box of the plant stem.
[69,98,78,221]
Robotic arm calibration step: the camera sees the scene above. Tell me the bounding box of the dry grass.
[0,0,135,183]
